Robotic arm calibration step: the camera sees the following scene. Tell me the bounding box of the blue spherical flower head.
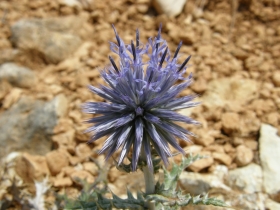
[83,25,200,172]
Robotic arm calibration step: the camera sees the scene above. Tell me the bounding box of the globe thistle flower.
[83,25,200,172]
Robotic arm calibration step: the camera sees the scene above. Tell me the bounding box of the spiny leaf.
[96,193,112,209]
[112,191,145,209]
[157,154,203,197]
[146,193,228,209]
[151,155,228,209]
[191,194,228,207]
[63,155,228,210]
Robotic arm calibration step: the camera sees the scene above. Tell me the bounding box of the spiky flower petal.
[83,25,199,171]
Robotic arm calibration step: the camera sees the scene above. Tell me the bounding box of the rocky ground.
[0,0,280,209]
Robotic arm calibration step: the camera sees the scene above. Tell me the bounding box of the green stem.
[142,165,155,194]
[141,147,155,210]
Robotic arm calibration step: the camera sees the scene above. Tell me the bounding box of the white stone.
[11,17,85,64]
[213,165,229,180]
[59,0,81,7]
[202,78,258,110]
[0,63,37,88]
[227,163,262,194]
[53,94,68,118]
[180,165,231,195]
[152,0,187,17]
[259,124,280,195]
[0,96,67,159]
[265,198,280,210]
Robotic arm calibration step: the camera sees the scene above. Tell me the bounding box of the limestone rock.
[59,0,94,10]
[15,153,50,182]
[244,140,258,151]
[259,124,280,195]
[2,88,22,109]
[265,198,280,210]
[69,156,82,165]
[180,165,230,195]
[53,177,73,187]
[221,112,240,135]
[152,0,187,17]
[180,172,209,195]
[70,170,95,185]
[0,63,37,88]
[52,94,68,118]
[189,152,214,172]
[228,193,266,210]
[46,150,69,175]
[195,129,215,146]
[83,162,98,176]
[10,16,90,63]
[202,78,259,110]
[272,71,280,87]
[239,110,261,136]
[227,163,262,194]
[212,152,232,166]
[75,143,92,160]
[220,111,260,137]
[0,49,18,64]
[110,169,145,195]
[235,145,254,167]
[62,166,76,176]
[59,0,82,7]
[0,95,68,159]
[52,129,75,149]
[184,145,203,154]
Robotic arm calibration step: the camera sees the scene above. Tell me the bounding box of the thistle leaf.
[156,154,203,197]
[150,155,228,209]
[63,155,228,210]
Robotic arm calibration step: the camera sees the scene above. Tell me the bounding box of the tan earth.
[0,0,280,209]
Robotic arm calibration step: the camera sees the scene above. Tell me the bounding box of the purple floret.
[83,25,199,172]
